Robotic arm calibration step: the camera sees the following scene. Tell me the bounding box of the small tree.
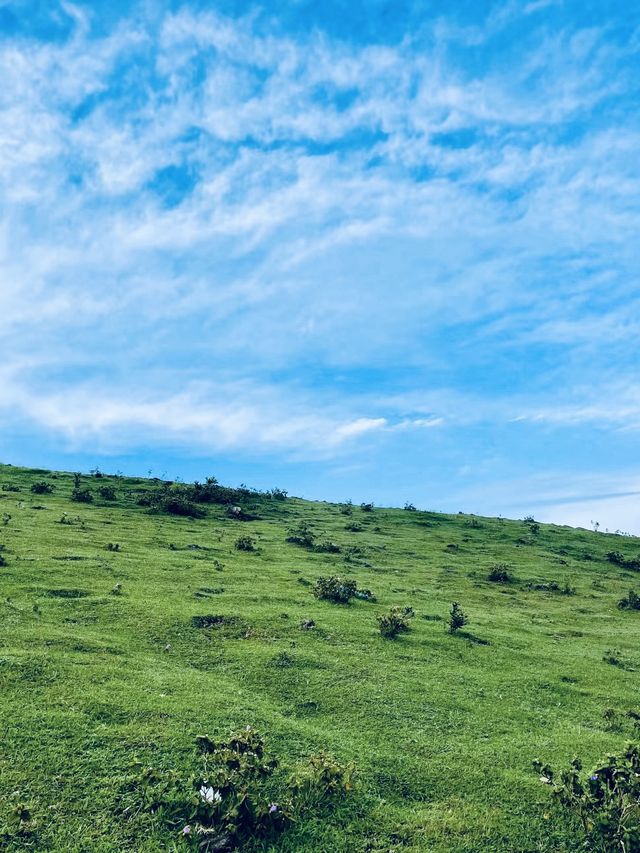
[448,602,467,634]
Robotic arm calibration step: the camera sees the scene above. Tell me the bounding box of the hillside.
[1,463,639,852]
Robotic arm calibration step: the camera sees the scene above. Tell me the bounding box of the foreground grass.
[1,463,639,851]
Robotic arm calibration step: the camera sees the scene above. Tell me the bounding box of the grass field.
[1,462,639,852]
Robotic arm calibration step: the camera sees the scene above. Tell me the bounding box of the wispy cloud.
[0,1,638,529]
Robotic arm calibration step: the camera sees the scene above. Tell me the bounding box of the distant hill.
[1,463,639,851]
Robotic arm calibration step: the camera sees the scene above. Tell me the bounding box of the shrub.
[448,602,467,634]
[110,583,122,596]
[314,540,341,554]
[360,502,374,512]
[30,481,53,494]
[339,501,353,516]
[404,502,417,511]
[313,576,357,604]
[377,606,414,639]
[607,551,640,571]
[2,513,11,526]
[134,728,355,851]
[285,522,315,549]
[268,487,288,501]
[98,485,117,500]
[289,751,355,808]
[105,542,120,552]
[0,553,6,567]
[1,483,19,492]
[353,588,376,602]
[487,564,512,583]
[234,535,256,552]
[618,589,640,610]
[533,745,640,852]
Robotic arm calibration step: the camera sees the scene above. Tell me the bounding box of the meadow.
[1,462,639,852]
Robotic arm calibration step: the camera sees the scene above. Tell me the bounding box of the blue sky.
[1,0,639,533]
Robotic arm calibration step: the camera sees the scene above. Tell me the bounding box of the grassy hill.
[1,462,639,852]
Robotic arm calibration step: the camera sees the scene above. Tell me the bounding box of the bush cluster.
[313,576,358,604]
[534,745,640,852]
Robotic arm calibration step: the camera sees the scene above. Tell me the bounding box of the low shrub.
[133,727,355,851]
[353,588,376,602]
[314,540,341,554]
[526,579,575,595]
[360,502,374,512]
[618,589,640,611]
[404,502,417,511]
[98,485,117,500]
[285,522,315,549]
[234,535,256,552]
[607,551,640,571]
[533,745,640,852]
[30,481,53,494]
[377,606,414,639]
[487,564,512,583]
[105,542,120,552]
[1,483,19,492]
[313,576,357,604]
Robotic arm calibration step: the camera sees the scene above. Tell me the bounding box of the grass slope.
[1,463,639,851]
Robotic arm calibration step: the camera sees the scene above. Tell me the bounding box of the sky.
[1,0,639,534]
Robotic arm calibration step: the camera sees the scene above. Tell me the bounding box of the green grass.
[1,463,640,851]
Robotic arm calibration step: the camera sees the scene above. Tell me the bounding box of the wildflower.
[590,774,599,781]
[182,825,191,836]
[199,785,222,804]
[269,803,278,814]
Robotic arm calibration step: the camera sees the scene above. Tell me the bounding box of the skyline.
[1,0,639,533]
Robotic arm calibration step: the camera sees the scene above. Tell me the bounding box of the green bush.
[98,485,117,500]
[618,589,640,610]
[30,481,53,494]
[377,606,414,639]
[487,564,512,583]
[285,522,315,548]
[235,535,256,552]
[134,727,354,851]
[313,576,357,604]
[533,744,640,852]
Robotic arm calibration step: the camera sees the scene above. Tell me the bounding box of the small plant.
[487,564,512,583]
[2,513,11,526]
[377,606,414,639]
[98,485,117,500]
[285,522,315,549]
[353,588,376,602]
[105,542,120,552]
[618,589,640,611]
[30,481,53,494]
[0,553,6,567]
[314,540,341,554]
[404,502,417,511]
[110,583,123,596]
[360,502,373,512]
[71,474,93,504]
[448,601,467,634]
[234,535,256,552]
[533,744,640,852]
[289,751,355,808]
[313,576,357,604]
[339,501,353,516]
